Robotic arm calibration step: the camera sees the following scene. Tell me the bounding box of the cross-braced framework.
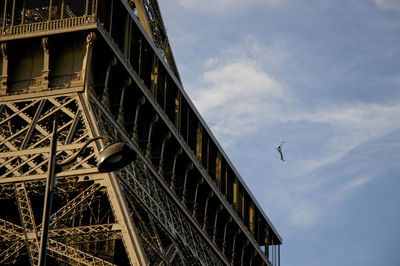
[0,94,134,265]
[0,95,96,179]
[90,92,227,265]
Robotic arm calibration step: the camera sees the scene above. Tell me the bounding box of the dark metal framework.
[0,0,281,265]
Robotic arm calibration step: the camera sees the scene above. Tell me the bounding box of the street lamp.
[38,118,135,266]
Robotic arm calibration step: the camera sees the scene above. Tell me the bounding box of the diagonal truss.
[14,182,40,265]
[0,217,121,265]
[0,93,136,265]
[0,179,123,265]
[90,94,227,265]
[0,95,97,180]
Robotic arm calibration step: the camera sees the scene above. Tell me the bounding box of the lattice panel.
[0,95,97,179]
[89,91,225,265]
[0,178,124,265]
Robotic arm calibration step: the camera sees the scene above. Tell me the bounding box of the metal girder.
[121,0,181,82]
[90,93,227,265]
[0,95,98,180]
[46,239,117,266]
[0,240,27,264]
[49,182,102,229]
[20,99,46,150]
[0,218,24,240]
[0,92,138,265]
[0,182,122,265]
[14,182,40,265]
[50,224,122,244]
[0,218,26,263]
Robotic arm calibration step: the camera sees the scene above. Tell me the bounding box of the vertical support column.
[249,203,255,234]
[231,229,241,265]
[102,56,117,109]
[132,96,145,143]
[192,177,204,217]
[223,168,228,196]
[138,37,142,77]
[109,0,114,34]
[162,74,167,110]
[82,32,96,90]
[222,217,232,255]
[10,0,15,27]
[215,152,222,188]
[233,179,239,212]
[249,251,257,266]
[212,204,223,243]
[181,162,193,205]
[202,191,214,231]
[174,91,181,130]
[170,147,182,190]
[123,14,132,59]
[206,139,210,171]
[48,0,53,21]
[85,0,90,16]
[264,228,269,259]
[150,55,158,97]
[60,0,65,19]
[117,77,132,129]
[240,240,249,266]
[41,38,50,90]
[158,132,171,175]
[145,114,159,159]
[21,1,25,25]
[196,123,202,160]
[0,43,8,95]
[2,0,7,33]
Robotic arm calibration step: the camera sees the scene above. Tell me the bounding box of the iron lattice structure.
[0,0,282,265]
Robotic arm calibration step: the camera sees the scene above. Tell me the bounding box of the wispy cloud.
[190,37,288,143]
[190,36,400,232]
[287,103,400,150]
[170,0,283,14]
[373,0,400,12]
[193,58,286,146]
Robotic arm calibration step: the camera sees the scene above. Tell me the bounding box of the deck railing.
[0,0,98,38]
[1,15,95,36]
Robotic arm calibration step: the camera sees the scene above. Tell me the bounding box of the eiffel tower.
[0,1,282,265]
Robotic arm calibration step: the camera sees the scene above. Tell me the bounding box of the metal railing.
[0,0,97,37]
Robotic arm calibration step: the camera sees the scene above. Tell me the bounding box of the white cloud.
[196,60,284,111]
[171,0,283,14]
[373,0,400,12]
[189,35,400,233]
[340,175,374,195]
[223,36,288,70]
[189,36,289,145]
[287,103,400,151]
[192,58,286,144]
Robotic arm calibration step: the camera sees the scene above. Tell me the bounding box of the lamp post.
[38,118,135,266]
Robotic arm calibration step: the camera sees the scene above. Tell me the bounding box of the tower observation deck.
[0,0,282,265]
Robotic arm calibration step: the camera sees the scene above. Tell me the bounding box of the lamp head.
[98,142,135,173]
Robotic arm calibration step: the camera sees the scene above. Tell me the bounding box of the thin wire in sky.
[268,136,400,162]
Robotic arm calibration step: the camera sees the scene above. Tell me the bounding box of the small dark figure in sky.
[276,141,285,162]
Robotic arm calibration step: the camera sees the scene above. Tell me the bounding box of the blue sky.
[157,0,400,265]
